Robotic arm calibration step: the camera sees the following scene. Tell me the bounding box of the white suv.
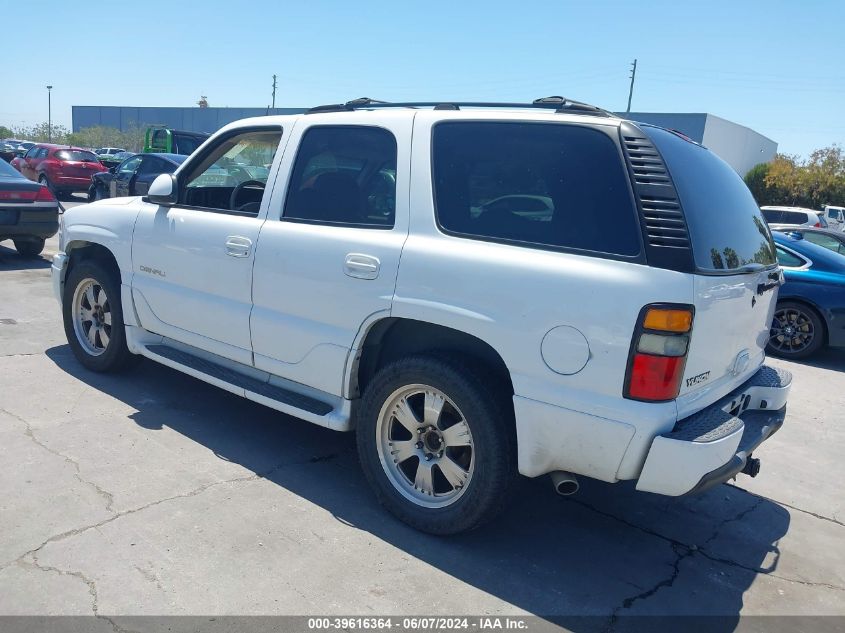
[52,97,791,534]
[760,205,825,228]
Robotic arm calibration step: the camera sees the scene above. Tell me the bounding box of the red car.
[11,144,106,198]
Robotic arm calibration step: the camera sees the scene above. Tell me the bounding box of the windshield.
[56,149,99,162]
[644,126,777,272]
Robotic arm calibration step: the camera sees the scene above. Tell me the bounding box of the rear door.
[250,113,412,395]
[642,126,781,414]
[111,156,142,198]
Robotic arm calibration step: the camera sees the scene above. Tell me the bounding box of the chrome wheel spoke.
[414,462,435,495]
[393,398,421,434]
[103,312,112,326]
[86,324,99,347]
[424,391,446,427]
[84,285,97,308]
[389,440,417,464]
[98,328,110,348]
[437,456,469,489]
[96,287,107,306]
[442,420,471,447]
[79,306,93,322]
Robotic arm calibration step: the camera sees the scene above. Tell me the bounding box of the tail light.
[36,186,56,202]
[624,304,694,402]
[814,222,822,228]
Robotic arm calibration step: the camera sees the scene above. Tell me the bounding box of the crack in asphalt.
[727,483,845,528]
[0,449,350,575]
[2,407,117,514]
[571,496,845,632]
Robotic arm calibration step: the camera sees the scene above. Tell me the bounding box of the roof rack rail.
[305,96,613,117]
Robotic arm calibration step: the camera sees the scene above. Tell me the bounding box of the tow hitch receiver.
[741,456,761,478]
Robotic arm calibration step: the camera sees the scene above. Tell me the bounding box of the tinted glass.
[138,157,164,174]
[284,126,397,227]
[775,246,805,267]
[780,210,808,224]
[829,209,842,219]
[802,232,842,253]
[432,122,639,256]
[761,209,782,224]
[172,134,204,156]
[645,126,776,271]
[56,149,98,162]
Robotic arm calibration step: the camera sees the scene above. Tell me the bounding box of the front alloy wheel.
[72,278,112,356]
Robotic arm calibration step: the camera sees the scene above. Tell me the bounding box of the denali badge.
[140,265,166,278]
[686,371,710,388]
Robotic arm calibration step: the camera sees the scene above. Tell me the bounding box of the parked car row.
[0,157,58,256]
[761,204,845,232]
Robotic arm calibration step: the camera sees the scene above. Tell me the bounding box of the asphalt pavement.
[0,195,843,630]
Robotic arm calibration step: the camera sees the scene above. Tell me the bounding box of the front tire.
[88,184,97,202]
[14,237,45,257]
[767,301,825,359]
[63,259,135,372]
[356,354,516,535]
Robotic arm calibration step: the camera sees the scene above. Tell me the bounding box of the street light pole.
[46,85,53,142]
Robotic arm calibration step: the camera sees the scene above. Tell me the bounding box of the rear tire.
[767,300,825,359]
[356,354,516,535]
[87,184,97,202]
[38,174,53,194]
[13,238,45,257]
[63,259,136,372]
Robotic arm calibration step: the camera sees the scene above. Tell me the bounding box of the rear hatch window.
[56,150,99,162]
[643,126,780,407]
[643,126,776,272]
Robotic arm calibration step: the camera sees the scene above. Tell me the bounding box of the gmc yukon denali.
[52,97,791,534]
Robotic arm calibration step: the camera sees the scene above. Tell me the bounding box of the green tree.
[0,125,13,139]
[744,162,770,204]
[746,145,845,209]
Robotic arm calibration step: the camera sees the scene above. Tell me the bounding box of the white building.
[619,112,777,176]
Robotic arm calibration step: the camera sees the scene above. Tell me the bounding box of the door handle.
[225,235,252,258]
[344,253,380,280]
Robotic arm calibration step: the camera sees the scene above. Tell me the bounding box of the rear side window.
[432,122,640,257]
[284,126,397,228]
[761,209,782,224]
[781,211,808,224]
[775,246,806,267]
[644,126,776,271]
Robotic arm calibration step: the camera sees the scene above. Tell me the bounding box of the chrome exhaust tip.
[550,471,579,496]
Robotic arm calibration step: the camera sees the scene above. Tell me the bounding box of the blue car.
[769,231,845,358]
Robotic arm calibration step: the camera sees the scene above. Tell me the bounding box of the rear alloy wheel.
[357,354,516,534]
[13,238,45,257]
[767,301,825,359]
[63,260,135,372]
[88,184,97,202]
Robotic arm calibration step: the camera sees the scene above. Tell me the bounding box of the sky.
[2,0,843,158]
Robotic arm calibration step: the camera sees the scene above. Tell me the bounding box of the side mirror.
[108,166,117,174]
[147,173,178,206]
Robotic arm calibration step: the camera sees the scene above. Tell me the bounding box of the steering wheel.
[229,180,266,212]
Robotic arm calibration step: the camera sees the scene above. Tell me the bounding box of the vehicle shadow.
[0,242,51,270]
[774,347,845,372]
[45,345,791,630]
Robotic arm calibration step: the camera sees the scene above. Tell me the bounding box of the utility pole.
[626,59,637,113]
[46,85,53,142]
[271,74,277,110]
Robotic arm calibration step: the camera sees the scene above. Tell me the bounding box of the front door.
[131,127,284,365]
[111,155,142,198]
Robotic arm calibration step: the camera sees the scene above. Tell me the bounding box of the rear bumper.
[52,176,93,190]
[635,365,791,496]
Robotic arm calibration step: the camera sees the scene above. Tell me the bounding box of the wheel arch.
[350,317,514,400]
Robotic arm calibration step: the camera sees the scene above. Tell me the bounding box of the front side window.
[183,129,282,215]
[119,156,142,174]
[283,126,398,228]
[802,232,843,254]
[829,209,842,219]
[432,122,640,256]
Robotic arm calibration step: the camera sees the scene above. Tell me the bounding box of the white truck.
[52,97,791,534]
